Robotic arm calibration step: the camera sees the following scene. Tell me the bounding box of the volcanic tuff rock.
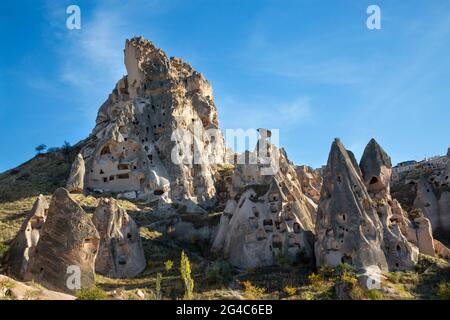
[24,188,99,293]
[2,195,49,279]
[315,139,388,271]
[359,139,419,269]
[212,131,316,268]
[391,147,450,235]
[74,37,225,210]
[66,153,85,193]
[93,198,146,278]
[296,165,323,205]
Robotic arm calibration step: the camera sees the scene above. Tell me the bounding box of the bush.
[367,289,385,300]
[164,260,174,272]
[438,282,450,300]
[180,251,194,300]
[308,273,323,285]
[242,281,266,300]
[75,286,107,300]
[283,286,297,297]
[206,260,233,285]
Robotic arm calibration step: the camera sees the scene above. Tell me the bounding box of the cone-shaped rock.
[66,153,85,193]
[2,195,49,279]
[93,198,146,278]
[360,139,392,195]
[360,139,419,270]
[24,188,99,293]
[315,139,388,271]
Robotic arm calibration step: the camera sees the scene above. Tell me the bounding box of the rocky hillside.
[0,36,449,300]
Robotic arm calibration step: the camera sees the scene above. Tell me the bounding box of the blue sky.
[0,0,449,172]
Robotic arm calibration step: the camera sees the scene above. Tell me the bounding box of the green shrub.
[283,286,297,297]
[180,251,194,300]
[438,282,450,300]
[367,289,385,300]
[206,260,233,285]
[242,281,266,300]
[75,286,107,300]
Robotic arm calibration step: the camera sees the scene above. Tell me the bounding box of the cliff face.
[77,37,225,210]
[391,148,450,239]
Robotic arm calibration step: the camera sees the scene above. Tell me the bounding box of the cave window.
[100,169,104,175]
[133,166,137,170]
[100,146,111,155]
[103,177,108,183]
[396,245,401,252]
[263,219,273,226]
[293,222,301,234]
[127,233,132,240]
[426,189,430,192]
[117,173,130,179]
[370,177,379,184]
[118,164,130,170]
[337,176,341,183]
[109,176,115,181]
[154,190,164,196]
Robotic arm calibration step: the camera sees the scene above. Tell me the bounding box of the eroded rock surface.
[93,198,146,278]
[315,139,388,271]
[360,139,419,270]
[212,131,316,268]
[2,195,49,279]
[75,37,225,211]
[296,165,323,205]
[66,153,85,193]
[24,188,99,293]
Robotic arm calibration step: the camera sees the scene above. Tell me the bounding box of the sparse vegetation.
[180,251,194,300]
[75,286,108,300]
[438,282,450,300]
[242,281,266,300]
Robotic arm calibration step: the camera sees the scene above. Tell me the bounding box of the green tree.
[35,144,47,154]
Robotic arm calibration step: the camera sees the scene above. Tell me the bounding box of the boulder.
[2,195,49,279]
[24,188,99,293]
[66,153,85,193]
[93,198,146,278]
[295,165,323,205]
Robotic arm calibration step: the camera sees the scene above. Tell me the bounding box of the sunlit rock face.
[66,153,85,193]
[93,198,146,278]
[75,37,225,211]
[23,188,99,293]
[2,195,49,279]
[359,139,418,270]
[212,132,316,269]
[315,139,388,271]
[296,165,323,205]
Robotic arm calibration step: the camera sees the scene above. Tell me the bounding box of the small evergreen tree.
[35,144,47,154]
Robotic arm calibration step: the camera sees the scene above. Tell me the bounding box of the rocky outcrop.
[93,198,146,278]
[2,195,49,279]
[359,139,419,270]
[24,188,99,293]
[66,153,85,193]
[212,131,316,269]
[315,139,388,271]
[391,147,450,234]
[0,275,75,300]
[296,165,323,205]
[76,37,225,211]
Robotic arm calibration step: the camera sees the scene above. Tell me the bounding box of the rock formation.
[359,139,419,269]
[2,195,49,279]
[212,130,316,269]
[66,153,85,193]
[315,139,388,271]
[391,147,450,234]
[93,198,146,278]
[74,37,225,211]
[24,188,99,293]
[296,165,323,205]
